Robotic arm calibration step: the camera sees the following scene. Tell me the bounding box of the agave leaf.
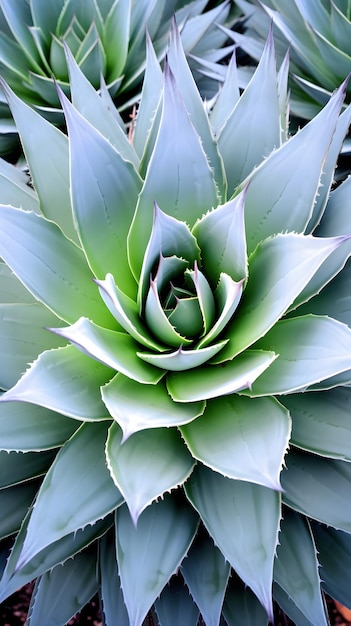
[0,449,56,488]
[138,341,228,371]
[0,156,39,213]
[106,423,195,524]
[167,350,277,402]
[116,495,199,626]
[0,481,39,540]
[0,261,35,303]
[312,522,351,608]
[99,531,129,624]
[181,395,290,490]
[282,448,351,533]
[185,465,281,621]
[1,345,113,421]
[281,389,351,461]
[274,510,328,626]
[154,574,200,626]
[0,205,112,326]
[245,315,351,396]
[192,189,247,285]
[223,572,269,626]
[14,422,123,571]
[317,172,351,237]
[272,584,320,626]
[216,234,346,362]
[209,51,240,137]
[26,548,98,626]
[52,317,164,384]
[101,374,205,440]
[30,0,65,41]
[103,0,130,81]
[60,89,142,299]
[0,400,78,452]
[181,532,230,626]
[143,284,193,349]
[0,0,41,71]
[128,63,219,279]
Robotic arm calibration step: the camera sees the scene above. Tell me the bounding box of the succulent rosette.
[1,26,351,626]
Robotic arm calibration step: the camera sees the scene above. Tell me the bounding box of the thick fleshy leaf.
[99,531,129,625]
[181,532,230,626]
[223,572,269,626]
[101,373,205,440]
[197,273,243,349]
[282,448,351,533]
[0,481,39,540]
[312,522,351,608]
[0,449,56,488]
[281,388,351,461]
[0,156,39,213]
[181,395,290,490]
[185,465,281,621]
[245,315,351,396]
[209,51,240,137]
[154,574,200,626]
[60,89,142,298]
[128,63,219,279]
[0,400,78,452]
[144,280,193,348]
[52,317,164,384]
[215,233,347,362]
[0,205,111,325]
[1,345,113,420]
[274,511,328,626]
[138,340,228,371]
[167,350,277,402]
[103,0,130,81]
[0,261,35,304]
[106,422,195,524]
[14,422,123,571]
[116,495,199,626]
[192,189,247,285]
[186,265,215,335]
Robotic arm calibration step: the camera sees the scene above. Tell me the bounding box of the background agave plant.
[1,24,351,626]
[0,0,236,158]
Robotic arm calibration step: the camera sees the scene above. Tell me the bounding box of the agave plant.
[1,24,351,626]
[0,0,236,157]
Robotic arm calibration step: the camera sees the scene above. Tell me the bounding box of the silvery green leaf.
[282,448,351,532]
[155,575,200,626]
[167,350,277,402]
[26,548,98,626]
[209,51,240,137]
[0,449,55,488]
[223,573,269,626]
[99,532,129,625]
[277,50,289,143]
[0,481,39,540]
[216,234,347,362]
[128,63,219,279]
[274,511,328,626]
[106,422,195,524]
[282,388,351,461]
[185,265,215,335]
[116,495,198,626]
[0,0,41,70]
[0,261,35,303]
[192,189,247,285]
[138,340,228,371]
[14,422,123,571]
[317,171,351,237]
[60,89,142,299]
[75,25,105,86]
[312,522,351,608]
[197,273,243,350]
[272,585,318,626]
[218,29,281,197]
[245,315,351,396]
[185,465,281,622]
[143,281,193,349]
[0,400,78,452]
[181,395,290,490]
[181,533,230,626]
[30,0,64,40]
[103,0,130,81]
[0,205,112,326]
[1,345,113,420]
[0,156,39,213]
[53,317,164,384]
[101,374,205,440]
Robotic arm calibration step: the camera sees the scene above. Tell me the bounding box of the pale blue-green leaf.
[30,0,64,41]
[242,81,347,254]
[209,51,240,137]
[101,374,205,440]
[312,522,351,608]
[245,315,351,396]
[0,345,113,421]
[272,585,317,626]
[0,0,42,71]
[317,172,351,237]
[103,0,130,81]
[64,45,139,168]
[0,261,35,304]
[52,317,163,384]
[0,302,66,390]
[216,234,347,362]
[197,273,243,350]
[181,395,290,490]
[0,481,39,540]
[0,449,55,488]
[15,422,123,571]
[281,388,351,461]
[116,495,199,626]
[0,157,39,213]
[181,533,230,626]
[128,63,219,279]
[60,89,142,299]
[219,29,281,197]
[192,189,247,285]
[277,50,289,143]
[26,549,98,626]
[223,573,269,626]
[99,531,129,625]
[138,340,228,372]
[76,26,106,87]
[185,465,281,622]
[1,81,76,242]
[144,280,193,348]
[0,205,112,326]
[96,273,163,351]
[282,448,351,533]
[0,400,78,452]
[184,265,215,335]
[106,422,195,524]
[274,511,328,626]
[168,296,203,339]
[155,575,200,626]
